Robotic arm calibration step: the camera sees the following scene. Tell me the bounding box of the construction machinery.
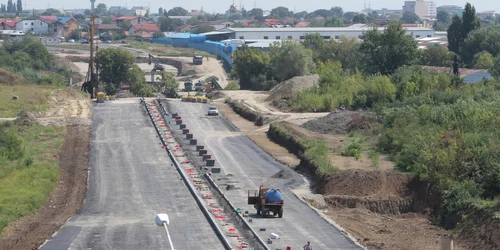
[193,54,203,65]
[81,14,99,99]
[194,80,205,91]
[148,53,165,83]
[248,185,284,218]
[184,80,193,91]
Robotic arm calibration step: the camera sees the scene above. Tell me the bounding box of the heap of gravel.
[266,74,319,108]
[301,111,378,134]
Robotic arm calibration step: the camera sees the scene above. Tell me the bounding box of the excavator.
[81,14,99,99]
[148,53,165,83]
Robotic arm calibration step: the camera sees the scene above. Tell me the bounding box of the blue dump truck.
[248,185,284,218]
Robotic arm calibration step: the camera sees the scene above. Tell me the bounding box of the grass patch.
[0,85,57,117]
[46,44,91,51]
[267,122,337,178]
[0,122,65,234]
[125,41,214,58]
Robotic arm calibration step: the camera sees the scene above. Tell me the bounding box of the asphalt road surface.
[40,99,225,250]
[167,101,362,250]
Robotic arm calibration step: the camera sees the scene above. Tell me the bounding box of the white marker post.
[155,213,175,250]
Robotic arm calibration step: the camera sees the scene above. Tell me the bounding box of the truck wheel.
[278,208,283,218]
[256,206,261,215]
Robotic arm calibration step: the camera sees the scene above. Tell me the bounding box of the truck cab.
[248,185,284,218]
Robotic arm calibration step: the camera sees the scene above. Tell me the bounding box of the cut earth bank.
[209,89,500,250]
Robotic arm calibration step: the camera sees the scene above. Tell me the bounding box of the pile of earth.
[271,169,293,179]
[0,68,24,85]
[301,110,378,134]
[266,74,319,110]
[206,90,225,100]
[47,87,86,106]
[15,110,39,126]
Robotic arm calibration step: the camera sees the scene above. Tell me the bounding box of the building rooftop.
[223,27,434,32]
[131,23,160,32]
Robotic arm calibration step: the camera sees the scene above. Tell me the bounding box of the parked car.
[207,106,219,116]
[104,40,112,44]
[80,39,89,44]
[68,39,75,43]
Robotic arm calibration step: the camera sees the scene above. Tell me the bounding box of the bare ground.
[175,57,229,88]
[215,91,466,250]
[0,88,91,250]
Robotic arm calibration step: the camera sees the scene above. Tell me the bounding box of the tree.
[192,24,215,34]
[119,21,132,31]
[96,3,107,15]
[490,55,500,78]
[229,13,243,22]
[352,14,367,24]
[270,6,293,19]
[437,10,450,24]
[473,51,494,69]
[249,8,264,21]
[324,16,344,27]
[342,12,357,21]
[157,16,183,32]
[401,11,420,24]
[359,22,419,75]
[101,17,112,24]
[16,0,21,13]
[66,29,81,41]
[186,16,199,25]
[311,9,332,18]
[269,41,315,82]
[158,7,163,15]
[462,3,480,40]
[447,15,462,54]
[7,0,12,13]
[157,71,178,91]
[232,45,271,90]
[167,7,188,16]
[95,49,136,91]
[420,44,453,67]
[321,36,361,71]
[42,8,61,16]
[460,26,500,67]
[301,33,325,61]
[331,6,343,18]
[126,64,148,96]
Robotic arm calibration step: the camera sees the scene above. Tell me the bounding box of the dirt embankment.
[266,74,319,111]
[225,98,274,126]
[0,125,90,250]
[301,110,378,134]
[0,88,91,250]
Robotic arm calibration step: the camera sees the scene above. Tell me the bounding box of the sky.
[25,0,500,14]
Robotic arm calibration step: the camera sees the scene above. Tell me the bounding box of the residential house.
[403,0,428,18]
[0,20,17,30]
[114,16,148,26]
[262,19,284,27]
[16,19,50,35]
[202,20,234,30]
[55,17,79,36]
[95,23,122,38]
[176,24,196,33]
[128,23,160,37]
[39,16,66,37]
[168,16,192,23]
[295,21,311,28]
[478,10,496,19]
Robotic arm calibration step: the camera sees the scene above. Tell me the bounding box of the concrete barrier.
[180,124,186,129]
[186,134,193,139]
[175,116,182,120]
[142,100,234,250]
[182,128,190,134]
[190,139,197,145]
[176,119,183,125]
[171,113,178,118]
[199,149,208,156]
[196,145,205,151]
[206,159,215,166]
[203,154,212,160]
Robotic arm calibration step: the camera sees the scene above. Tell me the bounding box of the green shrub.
[368,151,380,169]
[0,129,24,160]
[345,142,362,160]
[225,81,240,90]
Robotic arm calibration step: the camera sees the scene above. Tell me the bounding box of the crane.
[148,53,165,83]
[81,14,99,99]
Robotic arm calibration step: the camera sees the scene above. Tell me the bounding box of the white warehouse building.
[214,27,435,41]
